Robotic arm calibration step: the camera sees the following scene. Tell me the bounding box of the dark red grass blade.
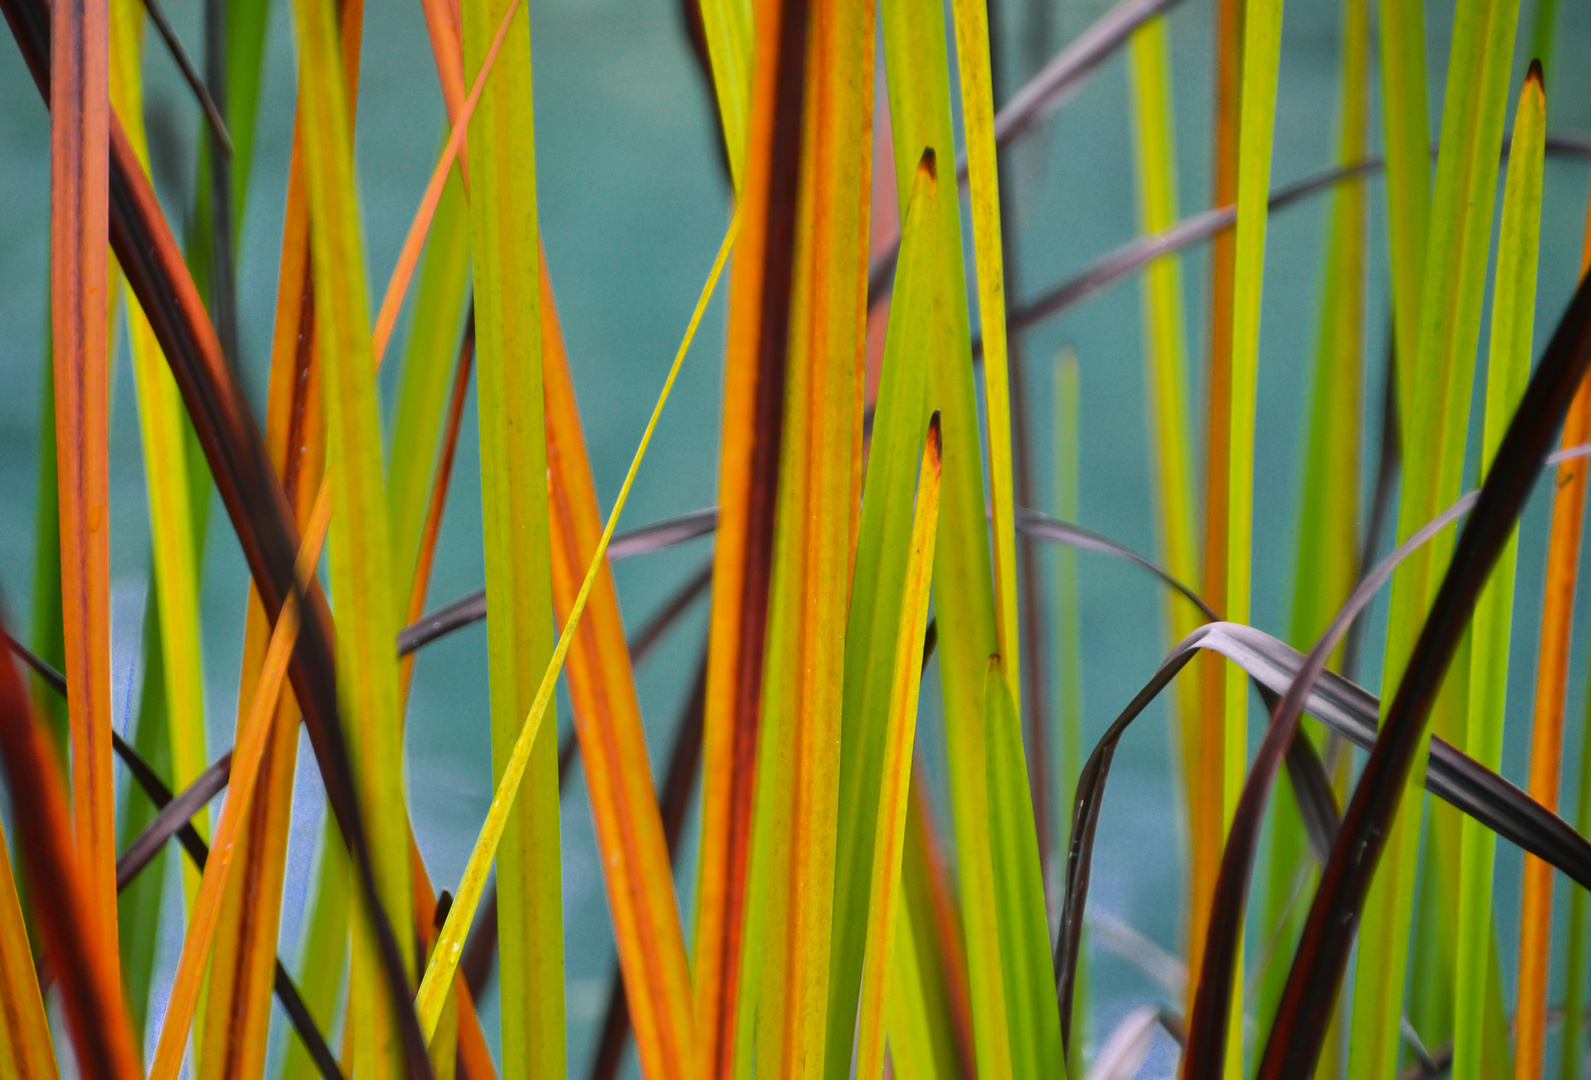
[0,9,433,1076]
[1251,223,1591,1080]
[0,626,139,1080]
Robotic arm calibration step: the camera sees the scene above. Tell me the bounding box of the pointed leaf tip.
[918,146,937,181]
[1526,57,1544,89]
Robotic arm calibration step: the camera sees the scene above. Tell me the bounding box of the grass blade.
[541,252,696,1080]
[387,167,471,603]
[1349,0,1524,1068]
[877,0,1006,1070]
[1207,0,1286,1056]
[49,0,117,974]
[286,0,418,1074]
[827,151,935,1080]
[696,0,751,188]
[1515,79,1585,1080]
[0,817,56,1079]
[1257,251,1591,1080]
[985,652,1066,1080]
[111,0,211,918]
[1124,15,1202,992]
[1458,66,1543,1080]
[743,0,876,1060]
[1257,0,1365,1044]
[0,631,139,1080]
[692,0,804,1065]
[1377,0,1430,428]
[949,0,1020,715]
[415,212,739,1039]
[457,0,563,1067]
[855,418,943,1080]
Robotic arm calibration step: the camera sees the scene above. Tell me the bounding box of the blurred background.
[2,0,1591,1073]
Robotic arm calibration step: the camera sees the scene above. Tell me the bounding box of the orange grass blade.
[370,2,518,368]
[744,0,874,1065]
[0,638,137,1080]
[49,0,117,970]
[693,0,807,1066]
[1516,101,1591,1080]
[541,250,697,1080]
[855,418,942,1080]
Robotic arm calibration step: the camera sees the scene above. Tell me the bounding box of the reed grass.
[9,0,1591,1079]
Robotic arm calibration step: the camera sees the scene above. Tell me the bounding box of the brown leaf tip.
[927,409,943,459]
[1526,58,1545,91]
[434,890,454,931]
[917,147,937,182]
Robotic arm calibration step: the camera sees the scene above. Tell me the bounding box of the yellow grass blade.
[1123,18,1202,1001]
[948,0,1020,712]
[541,251,697,1080]
[697,0,751,189]
[0,819,56,1080]
[855,418,942,1080]
[416,211,740,1039]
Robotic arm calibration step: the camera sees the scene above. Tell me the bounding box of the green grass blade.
[227,0,272,218]
[1257,0,1366,1041]
[387,157,471,605]
[1347,0,1525,1072]
[1377,0,1430,432]
[28,326,67,769]
[826,154,935,1080]
[289,1,415,1077]
[877,0,1006,1075]
[1454,68,1543,1080]
[984,659,1066,1080]
[1218,0,1287,1061]
[458,0,564,1071]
